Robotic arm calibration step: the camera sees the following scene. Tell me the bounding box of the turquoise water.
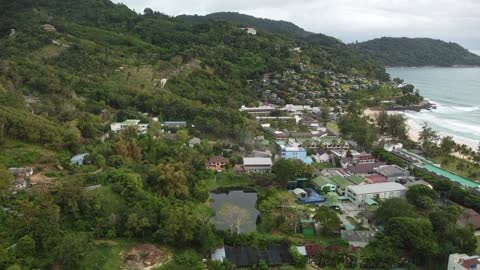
[387,67,480,148]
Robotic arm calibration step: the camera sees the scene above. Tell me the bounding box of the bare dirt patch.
[123,244,170,270]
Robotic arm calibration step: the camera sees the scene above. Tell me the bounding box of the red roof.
[463,257,480,269]
[359,154,375,161]
[366,175,388,183]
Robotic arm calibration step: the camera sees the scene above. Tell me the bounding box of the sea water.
[387,67,480,149]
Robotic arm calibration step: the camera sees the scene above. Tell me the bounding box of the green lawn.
[80,239,137,270]
[434,156,480,181]
[207,171,252,191]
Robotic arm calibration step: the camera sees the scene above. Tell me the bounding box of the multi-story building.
[345,182,407,208]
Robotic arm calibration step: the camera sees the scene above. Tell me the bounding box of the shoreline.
[364,108,479,150]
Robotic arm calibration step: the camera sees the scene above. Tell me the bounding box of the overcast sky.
[113,0,480,51]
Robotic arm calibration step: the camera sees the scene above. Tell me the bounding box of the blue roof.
[71,153,89,162]
[298,188,326,204]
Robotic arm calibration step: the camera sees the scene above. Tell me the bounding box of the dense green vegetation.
[178,12,312,37]
[353,37,480,66]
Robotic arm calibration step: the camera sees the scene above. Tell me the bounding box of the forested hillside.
[178,11,313,37]
[352,37,480,66]
[0,1,401,269]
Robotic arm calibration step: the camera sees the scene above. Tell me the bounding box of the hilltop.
[352,37,480,67]
[177,11,313,37]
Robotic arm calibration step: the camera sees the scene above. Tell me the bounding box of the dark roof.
[359,153,375,161]
[304,244,345,257]
[224,245,293,267]
[459,208,480,230]
[347,162,386,174]
[209,156,228,164]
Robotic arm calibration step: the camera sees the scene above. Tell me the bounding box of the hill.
[352,37,480,66]
[177,11,312,37]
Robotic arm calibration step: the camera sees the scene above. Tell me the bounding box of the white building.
[244,27,257,35]
[448,254,480,270]
[240,105,277,116]
[345,182,407,208]
[110,120,148,134]
[243,157,272,173]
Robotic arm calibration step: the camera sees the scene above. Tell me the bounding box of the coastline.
[364,108,479,150]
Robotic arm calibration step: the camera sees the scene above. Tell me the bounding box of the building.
[347,162,387,176]
[42,24,56,32]
[240,104,276,115]
[458,208,480,231]
[188,137,201,147]
[162,121,186,129]
[358,152,375,164]
[70,153,89,166]
[312,151,330,163]
[211,245,293,267]
[242,27,257,35]
[9,167,33,192]
[345,182,407,208]
[243,157,272,173]
[110,119,148,134]
[279,143,312,164]
[312,176,337,193]
[448,254,480,270]
[374,165,410,182]
[365,175,388,184]
[207,156,228,172]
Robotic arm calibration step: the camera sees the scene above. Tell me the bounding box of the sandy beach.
[363,108,478,153]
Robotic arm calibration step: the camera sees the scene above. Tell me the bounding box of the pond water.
[210,189,259,233]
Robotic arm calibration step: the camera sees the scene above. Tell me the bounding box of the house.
[188,137,201,147]
[279,143,312,164]
[70,153,89,166]
[242,27,257,35]
[341,230,376,248]
[312,150,330,163]
[211,245,293,267]
[42,24,56,32]
[243,157,272,173]
[365,175,388,184]
[162,121,187,129]
[346,162,387,176]
[207,156,228,172]
[110,119,148,134]
[345,182,407,208]
[9,167,33,192]
[358,152,375,164]
[373,165,410,182]
[458,208,480,231]
[312,176,337,193]
[448,254,480,270]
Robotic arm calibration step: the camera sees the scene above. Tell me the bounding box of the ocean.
[387,67,480,149]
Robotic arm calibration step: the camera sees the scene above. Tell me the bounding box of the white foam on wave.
[433,101,480,114]
[401,110,480,149]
